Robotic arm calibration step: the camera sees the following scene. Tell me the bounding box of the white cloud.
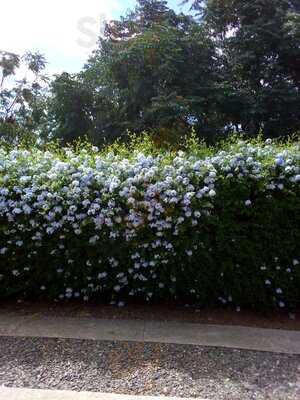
[0,0,127,73]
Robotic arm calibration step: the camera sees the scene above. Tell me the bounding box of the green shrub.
[0,135,299,310]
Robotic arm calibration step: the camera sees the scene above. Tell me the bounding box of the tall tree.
[0,51,48,142]
[48,0,300,144]
[105,0,188,40]
[48,1,220,144]
[67,0,221,143]
[47,72,94,143]
[188,0,300,136]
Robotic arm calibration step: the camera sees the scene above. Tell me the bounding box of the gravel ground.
[0,337,299,399]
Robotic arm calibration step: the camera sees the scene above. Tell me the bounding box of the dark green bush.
[0,136,299,310]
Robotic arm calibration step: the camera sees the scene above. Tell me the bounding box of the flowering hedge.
[0,137,300,310]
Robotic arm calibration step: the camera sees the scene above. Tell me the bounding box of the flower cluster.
[0,137,299,310]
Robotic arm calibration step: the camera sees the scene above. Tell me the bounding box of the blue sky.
[0,0,190,75]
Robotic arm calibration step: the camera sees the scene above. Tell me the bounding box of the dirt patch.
[1,300,299,330]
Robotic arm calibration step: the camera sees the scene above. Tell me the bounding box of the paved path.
[0,388,197,400]
[0,313,300,354]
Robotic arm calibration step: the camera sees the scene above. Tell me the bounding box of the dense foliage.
[189,0,300,137]
[1,0,300,145]
[48,0,300,144]
[0,51,48,144]
[0,136,299,310]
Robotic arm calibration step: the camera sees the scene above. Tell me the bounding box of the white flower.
[89,235,99,245]
[275,156,285,167]
[245,200,252,206]
[23,205,32,214]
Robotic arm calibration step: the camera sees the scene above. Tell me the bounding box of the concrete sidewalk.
[1,313,300,354]
[0,388,198,400]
